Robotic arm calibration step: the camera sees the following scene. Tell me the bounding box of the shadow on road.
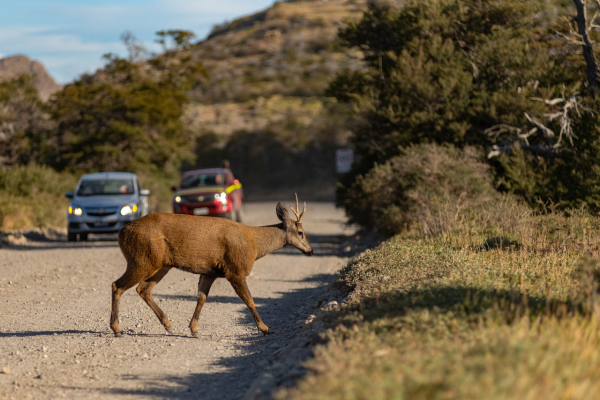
[95,280,335,400]
[1,222,364,400]
[85,231,352,400]
[1,240,119,251]
[0,330,103,338]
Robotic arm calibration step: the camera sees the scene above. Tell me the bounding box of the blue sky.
[0,0,275,83]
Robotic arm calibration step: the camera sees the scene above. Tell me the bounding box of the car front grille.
[86,207,119,216]
[182,194,212,204]
[86,221,118,228]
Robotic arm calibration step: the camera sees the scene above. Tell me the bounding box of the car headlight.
[214,192,227,205]
[68,206,83,216]
[175,196,182,203]
[120,204,138,216]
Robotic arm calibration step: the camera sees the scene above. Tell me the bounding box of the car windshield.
[76,179,135,196]
[180,173,224,189]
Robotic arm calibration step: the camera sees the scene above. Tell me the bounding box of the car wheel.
[80,233,89,241]
[67,231,77,242]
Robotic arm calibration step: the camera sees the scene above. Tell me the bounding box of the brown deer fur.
[110,198,313,337]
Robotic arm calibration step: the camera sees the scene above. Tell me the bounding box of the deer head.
[276,194,313,256]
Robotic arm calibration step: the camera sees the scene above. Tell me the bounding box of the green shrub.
[341,143,500,236]
[0,165,78,230]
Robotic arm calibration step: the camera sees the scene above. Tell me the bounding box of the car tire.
[80,233,89,241]
[67,231,77,242]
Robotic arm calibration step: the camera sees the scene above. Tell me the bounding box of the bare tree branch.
[530,97,565,106]
[525,113,555,138]
[555,30,585,46]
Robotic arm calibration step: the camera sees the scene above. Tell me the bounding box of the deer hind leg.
[189,274,217,338]
[136,266,173,333]
[111,264,147,337]
[228,276,269,335]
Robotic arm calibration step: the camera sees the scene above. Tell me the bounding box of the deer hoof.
[191,332,200,339]
[165,327,174,334]
[114,332,123,338]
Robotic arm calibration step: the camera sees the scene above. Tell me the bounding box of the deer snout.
[303,247,314,256]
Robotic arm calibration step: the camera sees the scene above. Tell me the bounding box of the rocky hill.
[185,0,365,139]
[0,55,62,101]
[177,0,369,200]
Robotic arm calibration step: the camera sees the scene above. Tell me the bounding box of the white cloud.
[0,28,116,54]
[0,26,122,82]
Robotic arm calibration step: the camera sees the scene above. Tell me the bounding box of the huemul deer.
[110,195,313,337]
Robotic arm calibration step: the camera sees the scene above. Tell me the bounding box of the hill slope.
[186,0,365,138]
[0,55,62,101]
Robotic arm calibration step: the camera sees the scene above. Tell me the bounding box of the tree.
[0,74,52,166]
[330,0,600,215]
[49,31,206,174]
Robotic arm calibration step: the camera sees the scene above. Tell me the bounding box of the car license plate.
[93,221,110,227]
[193,208,209,216]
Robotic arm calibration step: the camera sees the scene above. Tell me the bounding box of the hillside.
[185,0,365,139]
[0,55,62,101]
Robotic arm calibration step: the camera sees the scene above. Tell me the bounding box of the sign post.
[336,149,354,174]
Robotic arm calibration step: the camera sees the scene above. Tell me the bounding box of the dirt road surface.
[0,202,354,399]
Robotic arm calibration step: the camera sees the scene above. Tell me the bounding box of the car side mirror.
[65,191,74,199]
[170,186,177,192]
[140,189,150,196]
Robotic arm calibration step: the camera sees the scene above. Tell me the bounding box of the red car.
[172,168,244,222]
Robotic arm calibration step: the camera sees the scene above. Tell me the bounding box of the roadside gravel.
[0,201,355,399]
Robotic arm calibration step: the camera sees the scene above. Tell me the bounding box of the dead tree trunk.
[573,0,600,94]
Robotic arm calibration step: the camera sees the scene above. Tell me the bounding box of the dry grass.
[0,165,78,230]
[184,95,327,137]
[279,198,600,399]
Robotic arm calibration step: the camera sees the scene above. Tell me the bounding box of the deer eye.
[298,231,304,238]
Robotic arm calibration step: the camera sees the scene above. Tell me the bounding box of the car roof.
[80,172,137,180]
[181,168,229,177]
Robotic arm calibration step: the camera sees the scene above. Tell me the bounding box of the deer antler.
[290,193,305,222]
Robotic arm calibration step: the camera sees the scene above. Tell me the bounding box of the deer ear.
[276,202,289,222]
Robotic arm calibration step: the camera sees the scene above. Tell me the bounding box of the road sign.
[336,149,354,174]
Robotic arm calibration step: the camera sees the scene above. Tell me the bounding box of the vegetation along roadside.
[278,199,600,399]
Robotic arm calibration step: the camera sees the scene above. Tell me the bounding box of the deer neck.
[253,224,287,260]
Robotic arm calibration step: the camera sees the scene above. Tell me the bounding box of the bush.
[0,165,78,230]
[340,143,500,236]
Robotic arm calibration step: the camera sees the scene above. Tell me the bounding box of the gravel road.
[0,201,355,399]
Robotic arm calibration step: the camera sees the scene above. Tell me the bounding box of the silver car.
[65,172,150,241]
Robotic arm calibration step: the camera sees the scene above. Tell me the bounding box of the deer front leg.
[228,276,269,335]
[189,274,217,338]
[136,266,173,333]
